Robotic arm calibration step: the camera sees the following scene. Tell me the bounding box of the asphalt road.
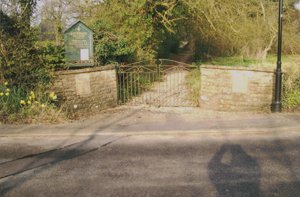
[1,131,300,197]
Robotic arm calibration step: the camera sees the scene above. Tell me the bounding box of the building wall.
[53,65,117,114]
[200,65,275,112]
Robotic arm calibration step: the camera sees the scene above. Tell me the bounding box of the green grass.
[185,69,201,106]
[202,55,300,68]
[206,56,260,67]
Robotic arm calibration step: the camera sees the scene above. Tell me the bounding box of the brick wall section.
[200,65,275,112]
[53,65,118,114]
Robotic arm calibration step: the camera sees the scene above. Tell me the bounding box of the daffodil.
[6,88,10,92]
[30,91,35,99]
[27,100,31,105]
[41,104,46,108]
[5,92,9,96]
[20,100,26,105]
[49,92,57,101]
[4,82,8,86]
[0,92,3,96]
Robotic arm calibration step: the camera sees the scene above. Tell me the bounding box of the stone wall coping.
[201,64,275,73]
[55,65,115,76]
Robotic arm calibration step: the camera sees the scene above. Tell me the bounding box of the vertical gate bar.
[144,72,146,104]
[163,66,165,106]
[171,70,173,107]
[165,69,168,107]
[122,73,125,103]
[116,65,119,105]
[179,67,182,106]
[130,72,133,100]
[178,69,180,106]
[148,72,151,105]
[133,72,136,105]
[141,73,145,104]
[135,72,138,105]
[137,72,140,99]
[168,69,171,107]
[118,72,121,104]
[172,69,174,107]
[117,72,120,105]
[173,70,176,107]
[154,64,161,106]
[151,71,154,105]
[158,65,162,106]
[118,72,122,104]
[162,68,164,106]
[126,72,129,102]
[119,72,122,104]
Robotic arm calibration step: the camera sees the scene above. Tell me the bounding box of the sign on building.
[64,21,94,67]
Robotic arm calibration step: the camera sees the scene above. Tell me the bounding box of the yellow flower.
[20,100,26,105]
[4,82,8,86]
[6,88,10,92]
[0,92,3,96]
[27,100,32,105]
[41,104,46,108]
[29,96,32,100]
[49,92,57,100]
[5,92,9,96]
[30,91,35,99]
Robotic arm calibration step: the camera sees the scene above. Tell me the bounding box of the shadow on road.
[208,144,261,197]
[0,110,138,196]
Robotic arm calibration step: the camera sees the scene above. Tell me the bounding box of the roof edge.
[64,20,94,34]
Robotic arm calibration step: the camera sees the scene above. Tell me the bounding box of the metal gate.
[116,59,200,107]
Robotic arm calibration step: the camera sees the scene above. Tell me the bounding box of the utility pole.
[272,0,284,113]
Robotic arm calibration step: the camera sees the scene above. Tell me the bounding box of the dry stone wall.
[200,65,275,112]
[53,65,117,114]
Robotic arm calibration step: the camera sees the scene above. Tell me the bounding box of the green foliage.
[0,82,25,116]
[37,41,66,70]
[86,0,186,64]
[283,90,300,109]
[94,35,135,65]
[0,1,67,122]
[0,10,50,89]
[157,32,181,58]
[283,58,300,110]
[183,0,300,60]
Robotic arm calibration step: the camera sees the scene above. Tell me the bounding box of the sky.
[295,1,300,10]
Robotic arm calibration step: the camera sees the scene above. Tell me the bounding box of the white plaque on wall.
[80,49,89,61]
[75,73,91,96]
[230,71,253,94]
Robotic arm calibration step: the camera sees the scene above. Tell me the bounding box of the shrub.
[95,37,135,65]
[37,41,66,71]
[283,61,300,111]
[0,8,67,123]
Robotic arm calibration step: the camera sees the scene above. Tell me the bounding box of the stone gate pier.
[200,65,275,112]
[53,65,117,114]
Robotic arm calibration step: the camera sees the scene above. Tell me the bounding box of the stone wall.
[53,65,118,114]
[200,65,275,112]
